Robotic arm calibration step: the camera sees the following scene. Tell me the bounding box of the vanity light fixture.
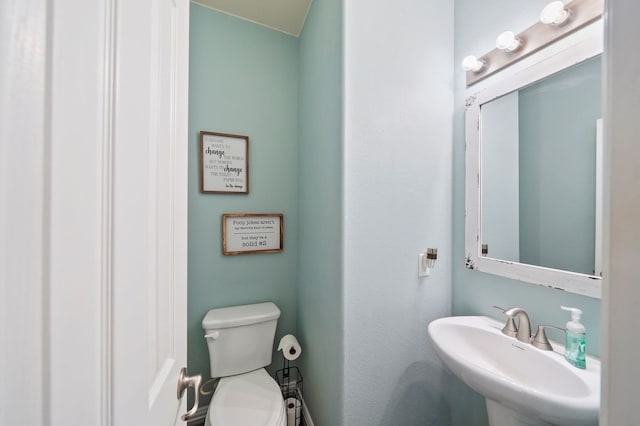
[462,55,485,73]
[496,31,523,53]
[464,0,602,86]
[540,1,572,26]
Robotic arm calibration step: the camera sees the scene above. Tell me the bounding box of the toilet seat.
[205,368,286,426]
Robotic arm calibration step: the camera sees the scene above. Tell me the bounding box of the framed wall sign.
[222,214,284,255]
[200,131,249,194]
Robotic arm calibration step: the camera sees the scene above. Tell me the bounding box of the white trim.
[465,24,603,298]
[99,1,116,425]
[0,1,49,424]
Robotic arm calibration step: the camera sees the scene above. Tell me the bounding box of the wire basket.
[275,364,304,426]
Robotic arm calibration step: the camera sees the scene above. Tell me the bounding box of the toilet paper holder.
[275,358,303,425]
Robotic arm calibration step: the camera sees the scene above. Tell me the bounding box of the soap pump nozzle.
[561,306,582,322]
[561,306,585,334]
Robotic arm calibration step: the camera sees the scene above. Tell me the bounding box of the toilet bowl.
[202,302,285,426]
[205,368,286,426]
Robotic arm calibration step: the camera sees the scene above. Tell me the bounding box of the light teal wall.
[519,56,601,275]
[187,3,299,405]
[296,0,344,424]
[342,0,454,424]
[453,1,602,424]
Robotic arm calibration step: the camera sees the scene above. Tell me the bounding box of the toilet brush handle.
[176,367,202,421]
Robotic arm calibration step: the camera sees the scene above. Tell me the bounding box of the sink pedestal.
[486,400,554,426]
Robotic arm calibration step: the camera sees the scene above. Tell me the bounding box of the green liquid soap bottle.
[561,306,586,369]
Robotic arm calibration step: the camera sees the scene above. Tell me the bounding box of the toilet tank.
[202,302,281,377]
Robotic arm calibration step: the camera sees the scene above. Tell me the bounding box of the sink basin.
[428,316,600,426]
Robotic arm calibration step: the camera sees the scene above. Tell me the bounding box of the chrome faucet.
[493,306,563,351]
[504,307,531,343]
[494,306,531,344]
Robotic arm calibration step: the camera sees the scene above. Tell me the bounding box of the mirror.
[465,31,603,298]
[481,56,601,276]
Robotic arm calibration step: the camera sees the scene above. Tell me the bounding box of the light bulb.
[496,31,522,52]
[540,1,570,25]
[462,55,485,73]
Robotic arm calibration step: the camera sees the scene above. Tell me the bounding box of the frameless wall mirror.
[465,24,603,298]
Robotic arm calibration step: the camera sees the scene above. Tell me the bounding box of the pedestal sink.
[428,316,600,426]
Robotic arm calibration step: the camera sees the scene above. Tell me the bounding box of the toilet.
[202,302,287,426]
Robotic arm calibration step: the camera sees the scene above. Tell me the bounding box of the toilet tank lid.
[202,302,281,330]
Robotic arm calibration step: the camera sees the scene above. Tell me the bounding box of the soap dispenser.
[561,306,586,369]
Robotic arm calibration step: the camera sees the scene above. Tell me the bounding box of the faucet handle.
[492,306,518,338]
[531,325,564,351]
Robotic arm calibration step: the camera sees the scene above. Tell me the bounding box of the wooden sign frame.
[222,214,283,255]
[200,131,249,194]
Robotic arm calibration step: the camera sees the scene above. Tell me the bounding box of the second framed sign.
[200,131,249,194]
[222,214,283,255]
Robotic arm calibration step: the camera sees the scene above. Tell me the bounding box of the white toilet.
[202,302,287,426]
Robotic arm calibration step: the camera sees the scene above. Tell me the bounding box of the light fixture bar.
[465,0,602,87]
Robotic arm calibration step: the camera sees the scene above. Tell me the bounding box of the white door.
[111,0,192,424]
[1,0,192,425]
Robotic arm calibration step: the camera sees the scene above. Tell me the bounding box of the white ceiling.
[193,0,313,37]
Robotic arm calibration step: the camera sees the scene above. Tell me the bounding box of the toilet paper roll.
[285,397,301,426]
[278,334,302,361]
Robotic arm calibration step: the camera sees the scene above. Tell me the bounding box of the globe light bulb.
[540,1,570,25]
[496,31,522,52]
[462,55,485,73]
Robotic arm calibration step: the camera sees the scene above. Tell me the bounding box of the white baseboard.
[187,394,314,426]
